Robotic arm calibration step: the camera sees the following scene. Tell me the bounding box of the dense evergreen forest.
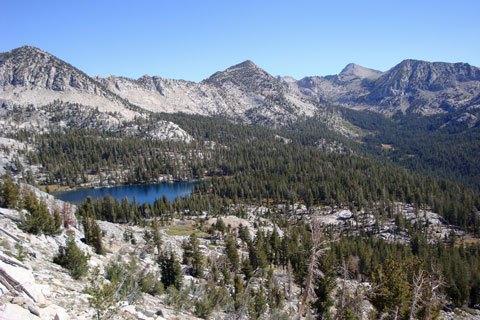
[18,129,209,186]
[338,108,480,191]
[11,112,480,232]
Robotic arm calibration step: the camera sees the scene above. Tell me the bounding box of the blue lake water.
[54,182,199,205]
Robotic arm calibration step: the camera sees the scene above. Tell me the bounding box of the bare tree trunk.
[424,265,445,320]
[0,266,37,302]
[296,217,330,320]
[410,270,425,320]
[0,253,29,269]
[392,306,399,320]
[287,259,293,300]
[332,260,349,320]
[0,226,22,242]
[297,251,316,320]
[229,268,261,320]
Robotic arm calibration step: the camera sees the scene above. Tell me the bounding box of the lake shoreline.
[45,175,211,195]
[53,180,204,205]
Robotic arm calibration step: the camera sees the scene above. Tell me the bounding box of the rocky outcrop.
[201,60,318,125]
[282,63,381,106]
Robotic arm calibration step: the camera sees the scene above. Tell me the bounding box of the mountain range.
[286,59,480,114]
[2,46,480,128]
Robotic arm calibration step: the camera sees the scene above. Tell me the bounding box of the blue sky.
[3,0,479,82]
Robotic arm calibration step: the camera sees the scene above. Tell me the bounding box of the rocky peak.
[0,46,46,61]
[0,45,97,92]
[203,59,284,95]
[0,46,144,120]
[339,63,382,80]
[277,76,297,83]
[233,59,259,69]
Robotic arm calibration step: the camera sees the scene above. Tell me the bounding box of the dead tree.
[333,260,351,320]
[297,217,331,320]
[423,265,445,320]
[286,259,293,300]
[409,269,426,320]
[62,201,77,228]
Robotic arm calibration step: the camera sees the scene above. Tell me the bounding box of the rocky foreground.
[1,185,480,319]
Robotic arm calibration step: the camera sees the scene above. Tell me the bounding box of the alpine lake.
[53,181,200,205]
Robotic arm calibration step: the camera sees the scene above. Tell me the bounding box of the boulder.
[54,309,70,320]
[135,305,156,317]
[0,303,39,320]
[40,304,69,320]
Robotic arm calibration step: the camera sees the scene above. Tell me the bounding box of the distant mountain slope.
[286,59,480,114]
[201,60,318,124]
[362,60,480,113]
[96,75,228,116]
[98,60,321,126]
[285,63,381,106]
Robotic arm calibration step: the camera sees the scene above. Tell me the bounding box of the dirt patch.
[381,144,394,150]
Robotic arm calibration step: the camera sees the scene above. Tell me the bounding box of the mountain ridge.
[2,46,480,123]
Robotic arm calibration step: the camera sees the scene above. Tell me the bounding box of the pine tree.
[152,220,163,256]
[241,258,254,281]
[215,217,226,234]
[368,259,413,319]
[233,274,244,300]
[249,231,268,270]
[312,255,336,319]
[159,251,183,289]
[90,221,104,255]
[225,235,239,271]
[78,199,104,255]
[182,233,204,277]
[85,267,120,320]
[53,234,89,279]
[82,213,104,255]
[21,190,60,235]
[251,287,267,320]
[0,176,19,208]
